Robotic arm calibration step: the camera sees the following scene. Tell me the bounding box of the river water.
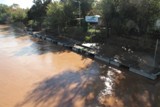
[0,25,160,107]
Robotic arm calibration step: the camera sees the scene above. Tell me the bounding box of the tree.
[80,0,95,17]
[97,0,160,36]
[63,1,75,26]
[100,0,117,37]
[27,0,51,29]
[44,2,65,33]
[10,4,28,23]
[0,4,10,23]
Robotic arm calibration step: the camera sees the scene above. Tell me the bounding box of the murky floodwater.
[0,25,160,107]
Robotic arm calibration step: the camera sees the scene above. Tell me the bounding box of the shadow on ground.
[13,57,160,107]
[15,62,104,107]
[114,73,160,107]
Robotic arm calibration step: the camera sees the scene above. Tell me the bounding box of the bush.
[65,27,85,41]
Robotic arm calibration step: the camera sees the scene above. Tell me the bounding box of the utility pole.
[74,0,81,26]
[78,1,81,26]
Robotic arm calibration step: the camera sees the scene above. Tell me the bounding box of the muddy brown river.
[0,25,160,107]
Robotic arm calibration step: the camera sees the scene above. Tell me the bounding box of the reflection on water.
[98,66,124,106]
[99,70,114,95]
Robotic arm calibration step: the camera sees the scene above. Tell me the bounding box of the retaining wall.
[28,32,160,80]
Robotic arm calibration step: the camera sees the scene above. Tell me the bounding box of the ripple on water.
[98,66,124,104]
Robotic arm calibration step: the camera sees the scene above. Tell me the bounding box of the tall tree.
[44,2,65,33]
[0,4,10,23]
[98,0,160,36]
[27,0,52,29]
[10,4,28,23]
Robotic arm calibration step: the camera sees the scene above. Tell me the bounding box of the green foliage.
[88,28,100,33]
[0,4,10,23]
[65,26,84,40]
[27,0,51,29]
[28,20,38,27]
[80,0,95,17]
[10,5,27,22]
[1,0,160,41]
[85,35,92,41]
[45,2,65,31]
[0,4,28,24]
[63,2,75,26]
[99,0,160,35]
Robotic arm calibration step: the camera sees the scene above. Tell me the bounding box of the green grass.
[85,35,92,41]
[88,28,100,33]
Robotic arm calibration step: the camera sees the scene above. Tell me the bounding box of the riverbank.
[27,29,160,80]
[4,23,160,79]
